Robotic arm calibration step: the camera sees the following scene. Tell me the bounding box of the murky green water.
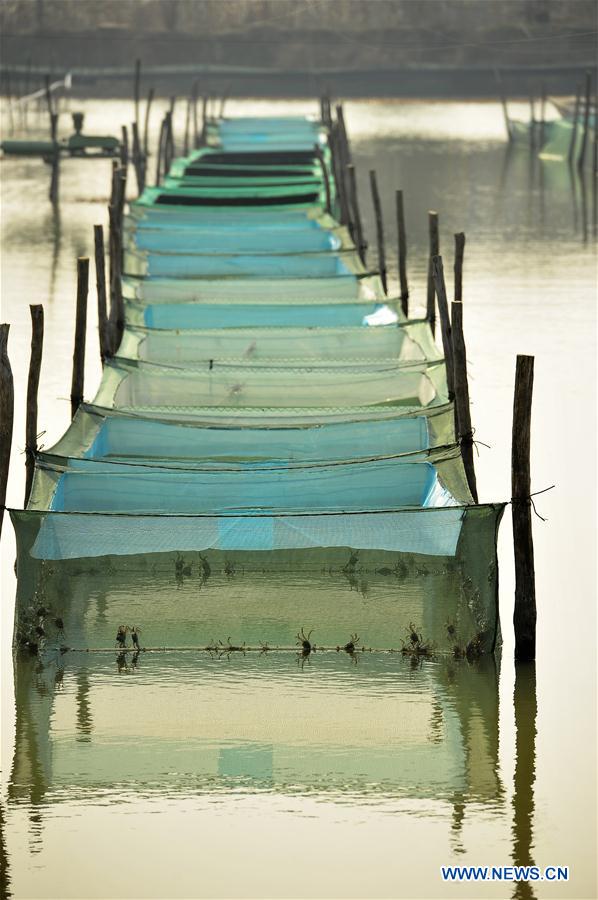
[1,98,596,898]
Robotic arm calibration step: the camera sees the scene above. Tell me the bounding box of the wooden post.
[183,96,191,157]
[431,256,454,399]
[346,164,366,263]
[108,168,126,354]
[329,124,350,227]
[24,305,44,506]
[94,225,109,362]
[454,232,465,303]
[529,97,536,149]
[567,82,582,165]
[500,90,512,141]
[143,87,154,159]
[164,111,174,174]
[70,258,89,418]
[426,211,439,334]
[0,324,14,537]
[49,111,59,204]
[120,124,129,167]
[451,300,478,503]
[539,83,546,146]
[314,146,332,216]
[134,58,141,125]
[577,70,592,172]
[396,189,409,317]
[369,170,387,295]
[335,104,352,164]
[131,121,144,195]
[155,115,166,186]
[192,81,199,148]
[512,355,536,662]
[201,95,208,145]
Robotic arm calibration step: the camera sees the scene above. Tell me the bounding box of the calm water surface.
[0,98,596,899]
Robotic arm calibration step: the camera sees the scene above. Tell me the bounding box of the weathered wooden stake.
[500,90,512,141]
[451,300,478,503]
[134,58,141,125]
[512,354,536,662]
[369,170,387,294]
[426,211,439,334]
[143,87,154,158]
[131,121,144,195]
[346,164,366,263]
[70,258,89,418]
[49,111,59,203]
[529,97,536,149]
[94,225,109,362]
[24,305,44,506]
[192,82,199,148]
[329,124,350,227]
[568,82,582,165]
[314,146,332,216]
[0,324,14,537]
[431,256,454,399]
[120,124,129,167]
[577,70,592,172]
[454,232,465,303]
[155,115,166,186]
[539,83,546,145]
[396,189,409,317]
[183,96,191,157]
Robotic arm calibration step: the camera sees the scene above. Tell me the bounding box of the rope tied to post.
[458,427,491,456]
[510,484,555,521]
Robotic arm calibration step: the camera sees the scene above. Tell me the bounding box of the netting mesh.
[10,113,504,655]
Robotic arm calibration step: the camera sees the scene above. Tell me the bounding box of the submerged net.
[10,113,505,655]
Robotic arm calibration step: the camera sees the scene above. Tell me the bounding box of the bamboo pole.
[143,87,154,159]
[192,82,199,148]
[0,324,14,537]
[568,83,582,165]
[369,170,387,294]
[94,225,109,363]
[577,70,592,172]
[120,124,129,168]
[451,300,478,503]
[183,96,191,157]
[539,83,546,146]
[314,146,332,216]
[24,305,44,506]
[454,232,465,303]
[49,111,59,203]
[512,355,536,662]
[426,211,439,334]
[134,58,141,125]
[396,189,409,317]
[346,164,366,263]
[70,258,89,418]
[431,256,454,399]
[131,121,144,195]
[155,115,166,186]
[329,124,350,227]
[500,90,512,141]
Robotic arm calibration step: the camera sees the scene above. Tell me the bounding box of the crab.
[296,628,313,654]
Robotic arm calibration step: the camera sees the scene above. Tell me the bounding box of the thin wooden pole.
[426,211,439,334]
[134,58,141,125]
[431,256,454,399]
[314,145,332,216]
[131,121,144,195]
[454,232,465,303]
[183,96,191,157]
[512,354,536,662]
[143,87,154,159]
[335,104,352,164]
[451,300,478,503]
[49,111,59,203]
[120,124,129,168]
[369,170,387,294]
[577,70,592,172]
[500,90,512,141]
[201,95,208,145]
[346,164,366,263]
[330,124,350,227]
[70,258,89,418]
[24,305,44,506]
[567,82,581,165]
[192,82,199,148]
[539,83,546,146]
[529,97,536,149]
[94,225,109,363]
[396,189,409,317]
[0,324,14,537]
[155,115,166,186]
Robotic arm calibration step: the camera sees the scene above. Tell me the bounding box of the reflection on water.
[1,98,596,898]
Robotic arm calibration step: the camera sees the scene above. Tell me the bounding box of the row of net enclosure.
[10,111,506,656]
